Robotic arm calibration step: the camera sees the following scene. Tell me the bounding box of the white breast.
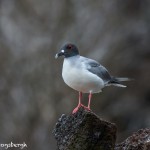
[62,56,104,93]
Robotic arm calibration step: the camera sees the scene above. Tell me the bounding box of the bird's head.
[55,43,79,59]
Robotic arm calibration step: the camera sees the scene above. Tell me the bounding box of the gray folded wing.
[83,58,112,84]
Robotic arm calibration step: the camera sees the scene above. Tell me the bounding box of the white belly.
[62,60,104,93]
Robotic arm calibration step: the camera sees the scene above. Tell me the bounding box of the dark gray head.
[55,43,79,59]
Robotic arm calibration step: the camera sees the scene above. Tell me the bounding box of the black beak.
[55,50,64,59]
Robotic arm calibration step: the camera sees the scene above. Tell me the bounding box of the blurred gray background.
[0,0,150,149]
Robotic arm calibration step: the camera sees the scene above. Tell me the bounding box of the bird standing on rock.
[55,43,130,114]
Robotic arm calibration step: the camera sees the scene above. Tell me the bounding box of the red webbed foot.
[72,104,91,114]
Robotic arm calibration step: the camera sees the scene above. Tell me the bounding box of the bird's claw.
[72,104,91,114]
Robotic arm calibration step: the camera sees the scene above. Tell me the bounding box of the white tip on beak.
[55,50,65,59]
[55,54,59,59]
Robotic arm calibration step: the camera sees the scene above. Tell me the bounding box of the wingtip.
[116,84,127,88]
[115,77,134,82]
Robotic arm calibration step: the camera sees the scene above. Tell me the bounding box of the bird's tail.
[106,77,132,88]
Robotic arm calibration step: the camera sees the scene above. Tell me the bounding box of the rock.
[115,128,150,150]
[53,107,117,150]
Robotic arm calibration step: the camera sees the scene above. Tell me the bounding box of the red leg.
[72,92,83,114]
[78,92,82,106]
[87,92,92,110]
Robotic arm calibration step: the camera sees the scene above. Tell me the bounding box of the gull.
[55,43,130,113]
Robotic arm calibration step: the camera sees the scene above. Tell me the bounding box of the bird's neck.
[64,55,80,60]
[63,55,80,66]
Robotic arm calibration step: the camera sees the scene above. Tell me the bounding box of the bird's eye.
[67,45,72,49]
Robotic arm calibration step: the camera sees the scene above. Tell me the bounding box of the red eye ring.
[67,45,72,49]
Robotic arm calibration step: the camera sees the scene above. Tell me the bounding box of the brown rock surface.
[115,128,150,150]
[53,107,117,150]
